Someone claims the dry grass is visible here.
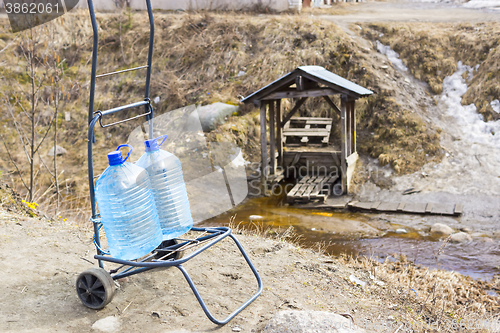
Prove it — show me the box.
[0,11,446,219]
[361,22,500,122]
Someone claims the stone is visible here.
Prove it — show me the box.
[264,310,365,333]
[460,227,472,233]
[450,232,473,243]
[47,145,67,157]
[249,215,264,222]
[92,316,120,332]
[395,228,407,234]
[188,102,239,132]
[430,223,454,237]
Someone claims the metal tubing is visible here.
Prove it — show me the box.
[87,0,98,127]
[96,65,149,78]
[113,267,155,280]
[88,114,102,266]
[94,228,231,268]
[175,234,263,325]
[145,0,155,137]
[100,100,149,116]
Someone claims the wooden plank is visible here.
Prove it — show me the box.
[351,100,356,153]
[302,185,316,197]
[287,183,302,197]
[264,88,339,100]
[260,103,268,194]
[289,152,302,167]
[403,203,427,214]
[326,175,339,184]
[309,183,322,196]
[454,204,463,215]
[269,101,276,175]
[284,128,329,132]
[425,203,433,213]
[397,202,406,211]
[290,117,333,122]
[340,96,347,194]
[299,175,311,183]
[281,98,307,127]
[371,202,381,209]
[431,204,455,215]
[346,101,351,155]
[322,125,332,144]
[351,202,373,210]
[376,202,400,212]
[283,131,330,137]
[322,95,341,115]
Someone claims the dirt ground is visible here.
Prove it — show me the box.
[1,209,498,333]
[0,209,396,333]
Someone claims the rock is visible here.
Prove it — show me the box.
[249,215,264,222]
[430,223,454,237]
[395,228,407,234]
[232,327,242,332]
[460,227,472,233]
[349,275,366,288]
[47,145,67,156]
[450,232,472,243]
[188,102,239,132]
[92,316,120,332]
[264,310,365,333]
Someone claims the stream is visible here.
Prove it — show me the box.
[201,194,500,282]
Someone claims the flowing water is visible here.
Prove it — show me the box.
[201,194,500,281]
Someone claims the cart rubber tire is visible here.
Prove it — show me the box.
[155,239,185,260]
[76,267,115,310]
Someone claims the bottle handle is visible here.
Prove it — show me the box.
[116,144,133,162]
[156,135,168,147]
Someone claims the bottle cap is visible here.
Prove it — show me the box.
[144,135,168,152]
[108,144,133,165]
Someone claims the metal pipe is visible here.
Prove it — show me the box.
[100,100,149,116]
[87,0,98,128]
[96,65,149,78]
[145,0,155,138]
[88,114,102,266]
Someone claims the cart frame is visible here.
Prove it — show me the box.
[81,0,262,324]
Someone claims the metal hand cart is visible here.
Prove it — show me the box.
[77,0,262,324]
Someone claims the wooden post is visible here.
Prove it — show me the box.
[276,99,283,169]
[346,101,351,156]
[260,102,268,195]
[340,95,347,194]
[351,100,356,153]
[269,101,276,176]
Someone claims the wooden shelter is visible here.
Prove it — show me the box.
[242,66,373,198]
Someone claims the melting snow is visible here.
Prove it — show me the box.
[491,99,500,113]
[376,41,408,72]
[440,61,500,145]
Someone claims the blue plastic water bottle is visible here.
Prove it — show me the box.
[135,135,193,240]
[95,144,162,260]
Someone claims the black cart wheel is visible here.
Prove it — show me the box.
[155,239,185,260]
[76,267,115,310]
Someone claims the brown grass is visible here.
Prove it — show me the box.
[0,11,445,219]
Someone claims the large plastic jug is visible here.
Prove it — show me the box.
[136,135,193,240]
[95,144,162,260]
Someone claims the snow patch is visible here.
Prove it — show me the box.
[376,41,408,72]
[491,99,500,113]
[463,0,500,10]
[440,61,500,145]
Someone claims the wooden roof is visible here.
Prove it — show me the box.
[241,66,373,105]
